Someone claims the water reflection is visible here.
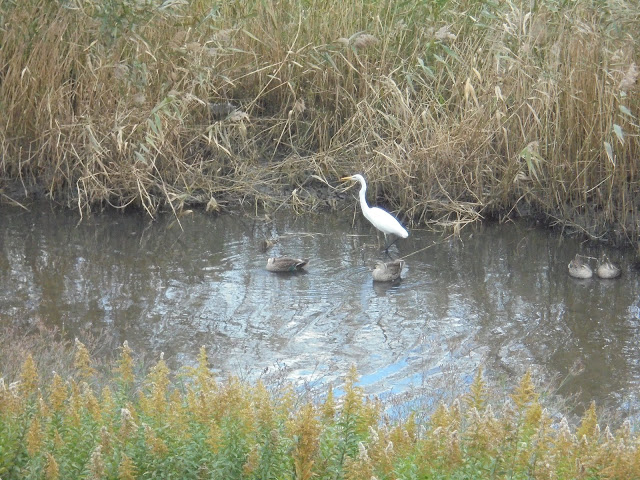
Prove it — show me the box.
[1,204,639,416]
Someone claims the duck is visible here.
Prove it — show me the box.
[259,238,278,253]
[372,259,405,282]
[266,257,309,272]
[568,255,592,279]
[596,254,621,279]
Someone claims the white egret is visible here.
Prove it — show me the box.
[266,257,309,272]
[341,174,408,250]
[372,259,405,282]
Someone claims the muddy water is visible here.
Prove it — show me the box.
[1,204,639,415]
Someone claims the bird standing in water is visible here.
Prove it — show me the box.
[341,174,409,251]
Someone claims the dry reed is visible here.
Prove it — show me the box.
[0,0,638,244]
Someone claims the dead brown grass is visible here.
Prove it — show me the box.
[0,0,638,244]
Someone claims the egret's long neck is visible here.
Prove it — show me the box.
[358,181,369,213]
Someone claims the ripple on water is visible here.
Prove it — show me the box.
[2,207,640,416]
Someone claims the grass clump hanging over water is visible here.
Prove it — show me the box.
[1,340,640,479]
[0,0,639,243]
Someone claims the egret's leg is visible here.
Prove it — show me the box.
[381,234,391,253]
[383,234,401,255]
[380,233,390,252]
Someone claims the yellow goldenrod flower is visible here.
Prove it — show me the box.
[20,354,39,397]
[26,417,42,457]
[44,453,60,480]
[49,372,67,413]
[114,341,135,387]
[118,453,137,480]
[74,338,97,380]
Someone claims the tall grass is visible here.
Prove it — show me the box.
[1,340,639,479]
[0,0,638,243]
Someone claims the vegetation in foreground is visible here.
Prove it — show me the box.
[0,338,638,479]
[0,0,638,244]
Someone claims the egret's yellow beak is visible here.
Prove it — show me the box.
[340,176,354,182]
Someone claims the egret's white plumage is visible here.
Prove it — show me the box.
[341,174,408,248]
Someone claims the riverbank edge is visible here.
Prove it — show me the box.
[1,173,637,253]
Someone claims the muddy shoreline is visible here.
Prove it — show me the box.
[2,175,638,252]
